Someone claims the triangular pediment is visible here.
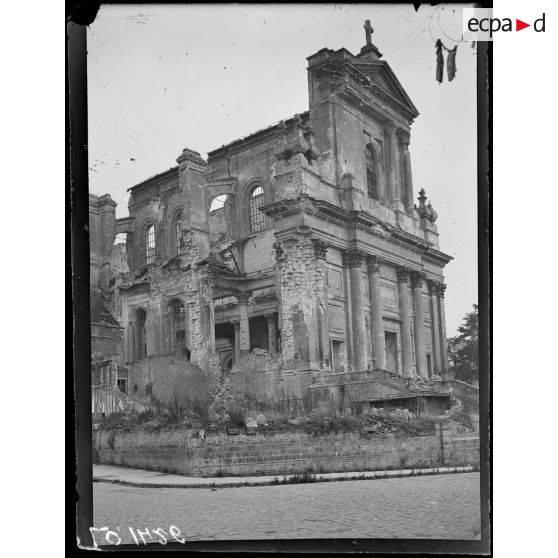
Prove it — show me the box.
[350,59,419,118]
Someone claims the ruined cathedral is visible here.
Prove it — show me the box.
[90,27,462,417]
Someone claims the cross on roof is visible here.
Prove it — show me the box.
[364,19,374,45]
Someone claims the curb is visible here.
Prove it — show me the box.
[93,465,475,489]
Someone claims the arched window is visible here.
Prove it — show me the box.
[168,299,188,358]
[136,309,147,359]
[249,186,266,232]
[173,211,183,255]
[365,144,378,200]
[144,225,155,264]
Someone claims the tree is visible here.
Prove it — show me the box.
[448,304,478,385]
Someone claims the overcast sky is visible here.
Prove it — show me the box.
[87,3,477,337]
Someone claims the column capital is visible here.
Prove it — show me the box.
[272,241,284,261]
[430,281,446,296]
[386,122,397,134]
[342,248,365,267]
[312,238,328,260]
[235,291,252,304]
[398,131,411,146]
[263,312,277,324]
[230,318,240,330]
[396,267,411,283]
[366,255,382,274]
[410,271,425,289]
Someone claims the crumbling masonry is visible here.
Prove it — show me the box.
[90,29,468,417]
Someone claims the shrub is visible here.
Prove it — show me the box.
[336,414,361,432]
[226,402,246,426]
[184,394,213,425]
[314,396,340,418]
[165,393,189,422]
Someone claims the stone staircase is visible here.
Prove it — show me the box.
[434,378,479,413]
[310,369,458,410]
[312,368,451,397]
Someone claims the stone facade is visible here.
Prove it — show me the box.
[91,30,454,407]
[89,194,125,417]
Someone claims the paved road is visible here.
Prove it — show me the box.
[92,473,480,544]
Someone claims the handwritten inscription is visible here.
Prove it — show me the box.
[89,525,185,547]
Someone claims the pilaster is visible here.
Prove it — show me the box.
[428,281,442,376]
[400,135,414,213]
[436,282,449,379]
[387,123,401,206]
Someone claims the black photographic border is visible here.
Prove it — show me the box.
[68,1,492,554]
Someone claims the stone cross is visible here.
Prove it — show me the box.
[364,19,373,45]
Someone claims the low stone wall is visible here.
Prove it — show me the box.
[94,428,479,477]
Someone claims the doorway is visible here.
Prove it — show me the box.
[332,340,343,373]
[385,332,399,374]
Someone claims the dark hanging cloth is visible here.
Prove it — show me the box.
[446,45,458,81]
[435,39,444,83]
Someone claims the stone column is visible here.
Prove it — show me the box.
[396,268,414,377]
[428,281,442,376]
[264,313,278,354]
[437,283,449,379]
[401,137,414,213]
[411,272,428,379]
[236,292,251,357]
[343,249,367,372]
[313,239,331,369]
[386,123,400,204]
[367,256,386,370]
[231,319,240,364]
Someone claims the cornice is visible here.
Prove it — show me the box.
[260,195,437,255]
[423,247,453,266]
[323,61,417,122]
[127,166,179,194]
[207,112,310,160]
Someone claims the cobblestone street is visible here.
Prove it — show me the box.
[92,472,480,543]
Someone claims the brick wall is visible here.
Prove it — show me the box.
[228,351,314,399]
[129,355,216,400]
[96,429,479,477]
